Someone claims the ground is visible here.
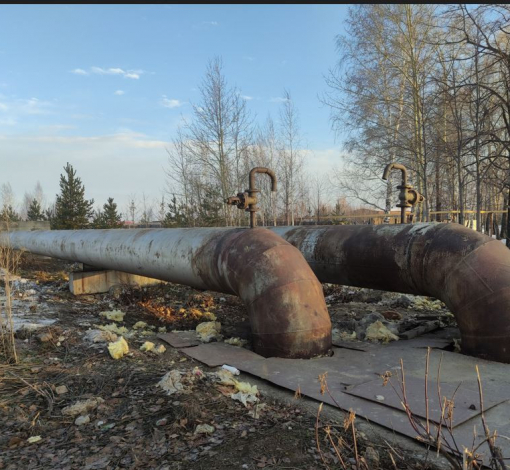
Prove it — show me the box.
[0,253,453,470]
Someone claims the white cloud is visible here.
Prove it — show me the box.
[22,98,52,115]
[241,95,253,101]
[71,67,145,79]
[161,96,183,109]
[71,68,88,75]
[114,90,125,96]
[0,132,169,212]
[270,97,290,103]
[0,96,53,122]
[202,21,218,26]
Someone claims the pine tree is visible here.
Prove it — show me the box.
[102,197,123,228]
[26,199,45,221]
[92,209,105,229]
[52,163,94,229]
[163,194,188,227]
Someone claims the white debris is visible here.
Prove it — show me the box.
[365,321,399,343]
[194,424,215,435]
[62,397,105,417]
[55,385,68,395]
[231,390,258,407]
[196,321,221,342]
[84,329,118,343]
[158,370,184,396]
[224,337,247,347]
[222,365,240,375]
[214,368,237,386]
[75,415,90,426]
[27,436,42,444]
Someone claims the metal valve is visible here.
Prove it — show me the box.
[225,167,277,228]
[382,163,424,223]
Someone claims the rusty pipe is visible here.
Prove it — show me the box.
[273,223,510,363]
[249,167,277,192]
[248,167,277,228]
[382,163,408,186]
[0,228,331,358]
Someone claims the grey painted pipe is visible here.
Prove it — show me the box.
[0,227,331,359]
[273,223,510,364]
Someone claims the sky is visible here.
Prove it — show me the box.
[0,4,349,217]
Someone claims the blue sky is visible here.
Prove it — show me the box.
[0,4,348,216]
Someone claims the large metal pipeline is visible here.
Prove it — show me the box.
[272,223,510,364]
[3,223,510,363]
[0,228,332,359]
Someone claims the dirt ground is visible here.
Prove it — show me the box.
[0,253,454,470]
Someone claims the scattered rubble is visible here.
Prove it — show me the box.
[75,415,90,426]
[365,321,399,343]
[194,424,215,435]
[224,337,247,347]
[84,329,118,343]
[55,385,68,395]
[62,397,105,417]
[99,309,125,322]
[154,344,166,354]
[196,321,222,342]
[108,336,129,359]
[98,323,130,337]
[1,253,460,470]
[157,370,184,395]
[132,321,149,330]
[140,341,155,352]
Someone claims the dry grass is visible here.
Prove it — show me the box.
[382,348,506,470]
[0,224,23,364]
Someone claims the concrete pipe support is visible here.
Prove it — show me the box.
[0,227,331,359]
[273,223,510,363]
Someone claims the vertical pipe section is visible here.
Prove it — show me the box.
[273,223,510,364]
[0,228,331,358]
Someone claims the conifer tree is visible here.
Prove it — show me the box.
[52,163,94,229]
[26,199,45,221]
[102,197,123,228]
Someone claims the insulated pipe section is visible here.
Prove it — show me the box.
[273,223,510,364]
[0,228,331,359]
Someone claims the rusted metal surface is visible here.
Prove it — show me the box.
[226,166,277,228]
[273,223,510,364]
[157,331,200,349]
[345,376,505,427]
[0,227,331,359]
[179,340,510,461]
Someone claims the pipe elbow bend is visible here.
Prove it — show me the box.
[217,228,331,358]
[433,227,510,363]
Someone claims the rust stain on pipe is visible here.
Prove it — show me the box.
[273,223,510,363]
[193,228,331,358]
[0,227,331,359]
